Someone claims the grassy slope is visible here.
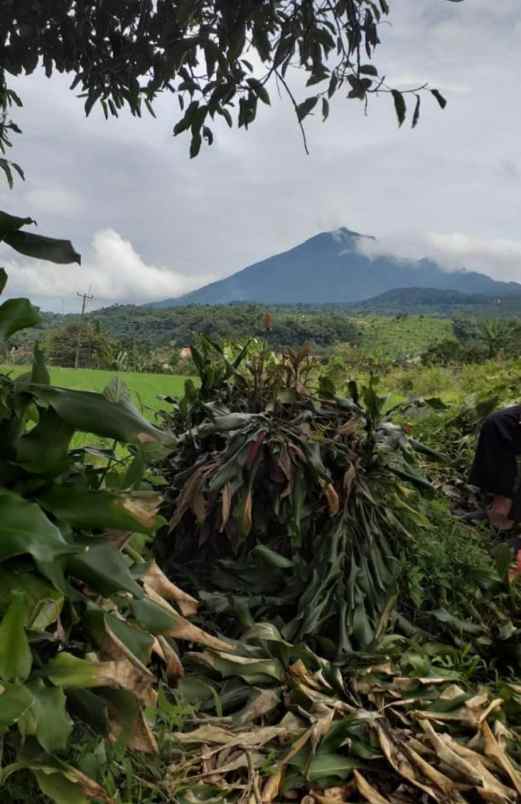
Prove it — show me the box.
[2,366,186,416]
[356,315,452,359]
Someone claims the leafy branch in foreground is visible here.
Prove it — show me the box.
[0,210,80,266]
[0,218,198,803]
[0,0,460,168]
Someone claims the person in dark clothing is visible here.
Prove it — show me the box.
[470,404,521,529]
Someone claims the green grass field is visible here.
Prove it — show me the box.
[2,365,187,418]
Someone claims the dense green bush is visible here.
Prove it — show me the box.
[421,337,485,366]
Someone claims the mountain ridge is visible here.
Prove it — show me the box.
[149,228,521,307]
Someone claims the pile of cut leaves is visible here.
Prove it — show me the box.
[166,624,521,803]
[151,338,521,802]
[157,338,520,659]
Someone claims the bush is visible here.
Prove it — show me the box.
[402,499,496,614]
[421,338,485,366]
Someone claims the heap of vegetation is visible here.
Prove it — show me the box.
[144,337,521,801]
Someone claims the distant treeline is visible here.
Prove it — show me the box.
[47,304,360,350]
[5,304,360,369]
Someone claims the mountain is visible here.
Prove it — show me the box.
[150,228,521,307]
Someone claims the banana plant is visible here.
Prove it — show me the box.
[0,218,225,803]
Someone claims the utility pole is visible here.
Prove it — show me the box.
[74,289,95,369]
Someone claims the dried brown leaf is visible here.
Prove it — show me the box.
[221,482,232,530]
[243,491,253,534]
[145,587,233,652]
[121,494,160,529]
[354,770,393,804]
[403,743,467,801]
[324,482,340,514]
[169,466,206,530]
[261,768,283,802]
[61,768,115,802]
[152,636,184,680]
[420,721,515,802]
[144,560,199,617]
[376,723,441,801]
[174,724,287,749]
[482,720,521,796]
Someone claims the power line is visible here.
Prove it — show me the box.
[74,290,95,369]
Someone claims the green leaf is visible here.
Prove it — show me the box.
[2,231,81,265]
[322,97,329,121]
[0,592,32,682]
[39,486,158,534]
[247,78,270,105]
[289,749,363,781]
[251,544,293,569]
[22,681,73,753]
[0,491,76,588]
[132,597,180,635]
[66,689,109,736]
[297,96,318,122]
[359,65,378,76]
[431,608,484,635]
[44,653,110,689]
[189,650,284,685]
[391,89,406,126]
[0,211,35,240]
[34,772,89,804]
[16,408,74,476]
[123,448,145,489]
[67,544,143,598]
[412,93,421,128]
[29,385,172,446]
[174,101,200,136]
[190,133,202,159]
[0,683,34,732]
[0,298,40,340]
[0,568,63,631]
[431,88,447,109]
[7,756,109,804]
[86,608,154,667]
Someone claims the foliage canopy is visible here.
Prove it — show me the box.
[1,0,459,174]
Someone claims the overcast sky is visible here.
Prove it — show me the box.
[1,0,520,312]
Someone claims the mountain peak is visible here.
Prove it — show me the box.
[329,226,375,242]
[148,229,521,308]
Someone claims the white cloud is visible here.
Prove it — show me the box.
[426,233,521,282]
[357,230,521,284]
[2,229,216,310]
